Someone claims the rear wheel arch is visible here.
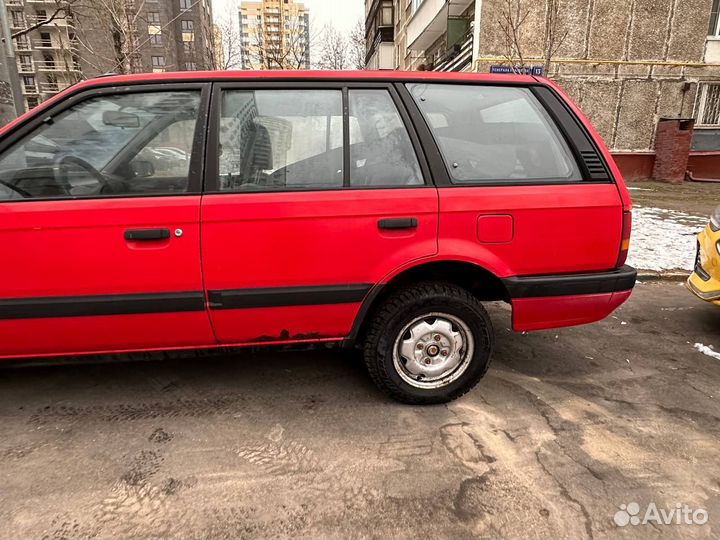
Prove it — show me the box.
[347,260,510,347]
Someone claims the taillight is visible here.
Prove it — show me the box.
[617,210,632,267]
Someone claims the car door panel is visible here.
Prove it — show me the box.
[201,189,438,343]
[200,84,436,345]
[0,196,214,357]
[0,85,215,358]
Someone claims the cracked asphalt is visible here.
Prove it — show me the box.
[1,280,719,539]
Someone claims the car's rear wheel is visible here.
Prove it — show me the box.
[363,281,494,404]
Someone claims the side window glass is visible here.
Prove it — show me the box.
[0,91,201,201]
[218,90,343,191]
[407,84,582,183]
[130,118,194,182]
[349,89,423,187]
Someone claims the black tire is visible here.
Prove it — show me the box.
[362,281,494,404]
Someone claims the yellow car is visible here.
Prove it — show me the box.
[687,209,720,305]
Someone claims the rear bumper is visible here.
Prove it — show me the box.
[504,265,637,331]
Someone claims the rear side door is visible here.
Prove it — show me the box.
[400,82,623,277]
[201,82,438,344]
[0,84,215,358]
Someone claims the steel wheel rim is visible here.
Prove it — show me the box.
[392,312,475,389]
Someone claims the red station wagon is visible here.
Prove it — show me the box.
[0,71,635,403]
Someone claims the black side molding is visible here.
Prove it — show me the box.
[208,284,372,310]
[503,265,637,299]
[0,292,205,320]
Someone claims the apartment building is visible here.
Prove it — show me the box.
[239,0,310,70]
[4,0,82,112]
[2,0,214,115]
[366,0,720,179]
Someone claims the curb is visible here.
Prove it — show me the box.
[637,271,689,282]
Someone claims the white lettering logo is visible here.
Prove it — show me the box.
[614,502,709,527]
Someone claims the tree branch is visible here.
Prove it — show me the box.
[11,5,67,39]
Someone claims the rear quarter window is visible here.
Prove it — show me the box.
[406,84,582,183]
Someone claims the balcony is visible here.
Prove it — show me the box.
[35,60,81,71]
[26,14,75,27]
[22,84,39,94]
[365,26,394,68]
[40,81,69,93]
[14,38,31,51]
[431,28,473,71]
[32,39,76,50]
[17,61,34,73]
[406,0,473,51]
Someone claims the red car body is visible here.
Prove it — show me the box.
[0,70,634,363]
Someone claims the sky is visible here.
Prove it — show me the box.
[211,0,364,36]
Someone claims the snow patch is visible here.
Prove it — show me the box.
[627,206,706,272]
[694,342,720,360]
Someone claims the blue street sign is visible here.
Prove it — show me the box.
[490,65,544,76]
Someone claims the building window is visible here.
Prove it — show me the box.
[184,61,196,70]
[180,0,192,10]
[10,11,24,28]
[17,54,32,72]
[381,0,393,25]
[183,41,195,54]
[151,55,166,72]
[14,35,30,50]
[147,11,160,23]
[26,96,39,109]
[39,32,51,47]
[711,0,720,36]
[149,33,163,46]
[696,83,720,126]
[181,19,194,41]
[22,75,36,92]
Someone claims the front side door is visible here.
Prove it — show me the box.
[201,83,438,344]
[0,84,215,357]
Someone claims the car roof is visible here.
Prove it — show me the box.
[0,70,542,139]
[75,69,540,89]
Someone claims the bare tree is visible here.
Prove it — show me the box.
[542,0,567,73]
[498,0,529,71]
[70,0,213,75]
[68,0,150,74]
[348,18,365,70]
[214,16,242,70]
[316,24,348,70]
[499,0,567,74]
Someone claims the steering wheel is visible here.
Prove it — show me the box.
[53,155,109,194]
